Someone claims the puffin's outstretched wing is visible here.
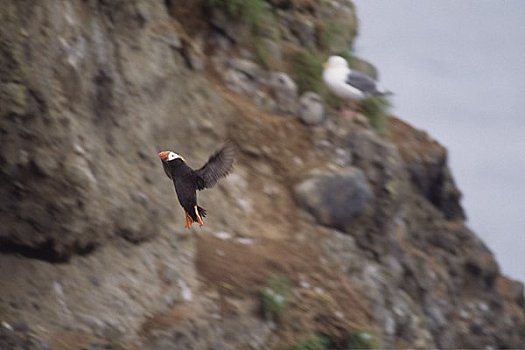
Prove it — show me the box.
[195,141,236,190]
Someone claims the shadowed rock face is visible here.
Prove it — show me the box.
[0,1,188,258]
[388,117,465,220]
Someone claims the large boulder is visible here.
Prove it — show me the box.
[294,168,373,230]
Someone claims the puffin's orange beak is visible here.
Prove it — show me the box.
[158,151,169,162]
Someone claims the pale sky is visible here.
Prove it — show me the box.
[353,0,525,283]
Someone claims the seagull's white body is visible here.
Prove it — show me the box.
[323,55,388,100]
[323,65,366,100]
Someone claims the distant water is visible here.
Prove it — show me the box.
[353,0,525,283]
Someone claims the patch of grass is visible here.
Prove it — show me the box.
[207,0,279,69]
[292,50,324,94]
[259,275,292,321]
[319,21,350,54]
[287,335,330,350]
[252,36,280,69]
[345,331,379,350]
[291,50,343,109]
[206,0,277,39]
[253,37,272,68]
[207,0,270,28]
[357,96,391,134]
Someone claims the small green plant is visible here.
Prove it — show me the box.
[252,36,280,69]
[292,50,324,94]
[357,96,391,134]
[207,0,274,34]
[346,331,379,350]
[291,50,343,109]
[319,21,350,53]
[287,335,330,350]
[207,0,279,68]
[259,275,292,321]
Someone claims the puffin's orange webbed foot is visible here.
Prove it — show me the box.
[184,211,193,229]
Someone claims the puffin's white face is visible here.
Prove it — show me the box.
[326,55,348,69]
[167,151,182,161]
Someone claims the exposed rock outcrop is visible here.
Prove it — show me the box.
[389,117,465,220]
[294,168,372,230]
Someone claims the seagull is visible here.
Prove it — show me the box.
[323,55,391,100]
[158,141,236,229]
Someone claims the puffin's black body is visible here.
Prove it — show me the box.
[163,158,208,223]
[159,142,235,228]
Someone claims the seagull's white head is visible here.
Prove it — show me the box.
[325,55,349,69]
[158,151,184,162]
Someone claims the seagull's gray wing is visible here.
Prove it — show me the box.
[345,70,380,94]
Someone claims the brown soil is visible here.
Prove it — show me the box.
[140,304,195,336]
[195,234,373,343]
[388,116,445,162]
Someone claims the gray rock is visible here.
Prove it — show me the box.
[294,168,373,230]
[292,15,316,49]
[224,59,263,95]
[298,92,324,125]
[268,72,298,115]
[504,279,524,306]
[465,250,499,289]
[227,58,264,80]
[333,147,352,166]
[210,9,250,43]
[184,47,204,71]
[0,326,49,350]
[253,90,277,111]
[224,69,256,94]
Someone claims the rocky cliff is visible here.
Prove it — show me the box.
[1,0,524,349]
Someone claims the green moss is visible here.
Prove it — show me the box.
[345,331,379,350]
[207,0,273,33]
[252,37,280,69]
[292,50,324,94]
[319,21,352,54]
[357,96,391,134]
[259,275,292,321]
[207,0,279,68]
[287,335,330,350]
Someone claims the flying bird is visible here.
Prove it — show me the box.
[323,55,391,100]
[158,141,236,229]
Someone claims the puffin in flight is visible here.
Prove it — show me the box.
[158,141,236,229]
[323,55,391,100]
